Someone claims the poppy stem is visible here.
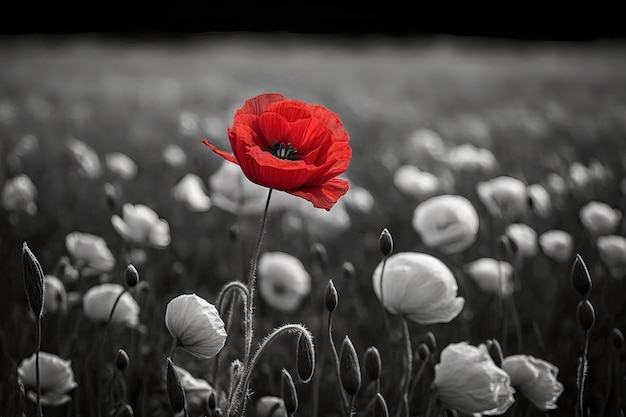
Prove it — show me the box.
[576,329,590,417]
[328,310,350,417]
[396,317,412,417]
[378,256,393,345]
[244,188,273,363]
[35,318,42,417]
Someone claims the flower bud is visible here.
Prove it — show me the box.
[310,242,328,270]
[281,369,298,415]
[104,182,117,211]
[166,357,186,413]
[486,339,504,368]
[296,332,315,383]
[228,224,239,243]
[571,254,592,296]
[374,393,390,417]
[207,390,217,411]
[22,242,45,319]
[339,336,361,396]
[417,343,430,361]
[577,299,595,331]
[611,328,624,350]
[379,228,393,257]
[424,331,437,354]
[341,261,356,281]
[125,264,139,287]
[325,279,338,312]
[115,403,134,417]
[363,346,382,380]
[115,348,129,371]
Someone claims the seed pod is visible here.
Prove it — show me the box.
[325,279,338,312]
[363,346,381,380]
[417,343,430,361]
[424,331,437,354]
[611,328,624,350]
[571,254,592,296]
[486,339,503,367]
[577,299,595,331]
[115,403,134,417]
[379,228,393,257]
[115,348,129,371]
[341,261,356,281]
[125,264,139,287]
[166,357,186,413]
[374,393,390,417]
[22,242,45,319]
[339,336,361,396]
[296,331,315,383]
[281,369,298,415]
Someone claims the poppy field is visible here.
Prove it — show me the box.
[1,34,626,417]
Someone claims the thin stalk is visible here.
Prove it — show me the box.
[407,357,428,405]
[576,329,590,417]
[396,317,412,417]
[348,395,356,417]
[378,257,393,339]
[35,319,42,417]
[328,310,350,417]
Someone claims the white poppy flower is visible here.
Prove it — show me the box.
[82,283,140,326]
[465,258,515,297]
[258,251,312,312]
[171,173,212,212]
[111,203,171,248]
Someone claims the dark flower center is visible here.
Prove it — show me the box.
[268,141,298,160]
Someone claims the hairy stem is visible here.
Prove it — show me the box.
[577,329,590,417]
[35,319,42,417]
[328,310,349,417]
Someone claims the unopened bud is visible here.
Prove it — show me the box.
[207,390,217,411]
[424,331,437,354]
[577,299,595,331]
[281,369,298,415]
[22,242,45,319]
[166,357,186,413]
[115,348,129,371]
[296,331,315,383]
[486,339,503,367]
[611,328,624,350]
[325,279,338,312]
[374,393,390,417]
[341,261,356,281]
[228,224,239,243]
[311,242,328,270]
[571,254,592,296]
[339,336,361,396]
[125,264,139,287]
[417,343,430,361]
[115,403,134,417]
[104,182,117,210]
[363,346,381,380]
[379,228,393,257]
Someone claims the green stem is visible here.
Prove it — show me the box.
[35,319,42,417]
[328,310,349,417]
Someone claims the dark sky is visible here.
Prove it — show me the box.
[3,3,626,41]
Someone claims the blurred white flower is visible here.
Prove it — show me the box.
[568,162,591,191]
[596,235,626,278]
[502,355,563,411]
[477,176,528,220]
[1,174,37,215]
[163,144,188,168]
[465,258,515,297]
[256,396,287,417]
[178,110,200,136]
[342,183,375,214]
[393,165,441,200]
[579,201,622,236]
[372,252,464,324]
[65,232,115,276]
[406,128,447,162]
[165,293,227,359]
[411,194,479,254]
[18,352,78,406]
[82,283,140,326]
[66,137,102,179]
[258,251,312,312]
[174,365,214,417]
[44,275,67,314]
[296,198,351,241]
[538,230,574,263]
[105,152,138,180]
[444,143,498,173]
[527,184,552,218]
[546,173,568,197]
[7,134,40,172]
[171,173,212,212]
[434,342,515,416]
[112,203,171,248]
[505,223,538,257]
[588,159,612,183]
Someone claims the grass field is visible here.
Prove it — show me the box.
[1,33,626,417]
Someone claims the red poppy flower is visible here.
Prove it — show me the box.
[203,93,352,210]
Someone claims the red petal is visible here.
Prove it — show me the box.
[202,140,239,165]
[237,93,285,117]
[243,147,315,190]
[258,112,291,145]
[287,178,350,210]
[265,100,310,122]
[288,117,333,161]
[307,104,350,143]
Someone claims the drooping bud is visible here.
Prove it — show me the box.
[379,228,393,258]
[115,348,129,371]
[22,242,45,319]
[485,339,503,367]
[571,254,592,296]
[577,299,595,331]
[125,264,139,287]
[339,336,361,396]
[363,346,381,380]
[611,328,624,350]
[341,261,356,281]
[114,403,134,417]
[325,279,338,312]
[417,343,430,361]
[166,357,186,413]
[424,331,437,354]
[310,242,328,270]
[281,368,298,415]
[296,331,315,383]
[374,393,390,417]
